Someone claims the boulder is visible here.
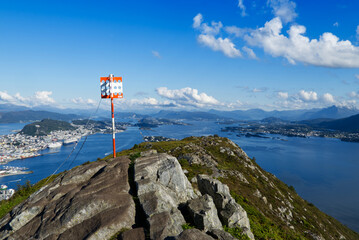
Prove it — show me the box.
[196,175,254,240]
[187,194,222,232]
[176,229,215,240]
[0,157,136,240]
[207,229,236,240]
[121,228,145,240]
[135,153,197,239]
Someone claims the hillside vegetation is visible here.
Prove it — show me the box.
[20,119,75,136]
[109,136,358,240]
[0,136,357,239]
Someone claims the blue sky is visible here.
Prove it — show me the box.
[0,0,359,111]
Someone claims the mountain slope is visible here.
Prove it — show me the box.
[314,113,359,132]
[0,136,357,240]
[0,110,79,123]
[209,106,359,121]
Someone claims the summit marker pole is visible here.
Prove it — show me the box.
[110,74,116,157]
[100,74,123,158]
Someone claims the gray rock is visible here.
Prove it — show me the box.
[121,228,145,240]
[0,157,136,240]
[196,175,254,240]
[175,229,215,240]
[149,210,185,240]
[208,229,236,240]
[187,194,222,232]
[135,153,197,239]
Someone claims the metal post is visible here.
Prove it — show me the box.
[109,74,116,158]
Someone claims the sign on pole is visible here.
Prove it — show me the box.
[100,74,123,157]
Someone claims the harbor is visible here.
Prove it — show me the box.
[0,126,90,164]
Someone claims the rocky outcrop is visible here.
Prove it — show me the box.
[186,194,222,232]
[208,229,236,240]
[0,156,135,240]
[197,175,254,240]
[175,229,215,240]
[134,152,197,239]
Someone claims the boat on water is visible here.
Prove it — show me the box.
[48,142,63,148]
[63,137,80,145]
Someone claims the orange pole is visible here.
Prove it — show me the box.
[110,74,116,158]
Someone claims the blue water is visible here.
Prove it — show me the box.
[0,121,358,232]
[0,122,28,135]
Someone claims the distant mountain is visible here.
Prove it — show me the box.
[0,110,80,123]
[153,110,224,120]
[308,114,359,132]
[209,105,359,121]
[0,104,29,112]
[300,105,359,120]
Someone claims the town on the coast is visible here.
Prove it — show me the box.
[0,119,127,165]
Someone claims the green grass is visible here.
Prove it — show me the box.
[0,173,61,219]
[224,226,251,240]
[182,223,195,230]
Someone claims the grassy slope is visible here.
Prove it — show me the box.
[104,136,359,240]
[1,136,358,240]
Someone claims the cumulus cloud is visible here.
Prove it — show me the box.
[0,91,15,102]
[299,90,318,101]
[277,91,289,99]
[322,93,335,103]
[156,87,220,107]
[357,25,359,40]
[274,90,343,109]
[238,0,247,17]
[267,0,297,23]
[152,50,161,59]
[193,13,242,58]
[244,17,359,68]
[333,22,339,27]
[0,90,56,107]
[34,91,55,105]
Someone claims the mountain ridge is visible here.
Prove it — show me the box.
[0,136,357,240]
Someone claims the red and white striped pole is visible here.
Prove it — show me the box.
[109,74,116,158]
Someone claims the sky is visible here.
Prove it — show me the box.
[1,0,359,111]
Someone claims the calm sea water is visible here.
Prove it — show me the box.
[0,121,358,232]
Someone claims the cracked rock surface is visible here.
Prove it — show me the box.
[0,156,135,240]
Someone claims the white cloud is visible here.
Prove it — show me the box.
[152,50,161,59]
[193,13,203,28]
[238,0,247,17]
[299,90,318,101]
[267,0,297,23]
[193,13,242,58]
[356,25,359,40]
[0,91,15,102]
[156,87,220,107]
[322,93,335,103]
[244,17,359,68]
[333,22,339,27]
[34,91,55,105]
[0,91,56,107]
[71,97,96,107]
[197,34,242,58]
[242,46,257,59]
[355,74,359,80]
[277,91,288,99]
